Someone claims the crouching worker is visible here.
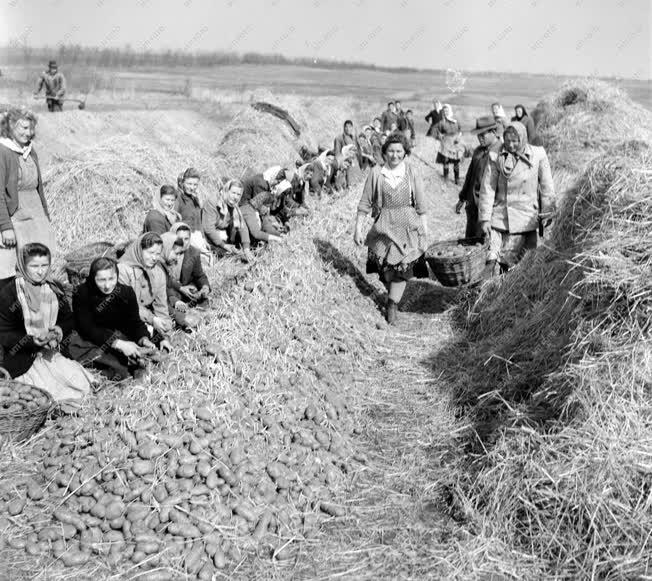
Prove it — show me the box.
[118,233,173,350]
[160,224,210,331]
[202,179,253,263]
[72,257,160,381]
[478,121,555,277]
[240,190,285,247]
[0,243,93,408]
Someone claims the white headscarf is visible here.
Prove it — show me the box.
[442,104,456,123]
[263,165,283,184]
[0,137,33,160]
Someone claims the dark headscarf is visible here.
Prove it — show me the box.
[513,104,528,121]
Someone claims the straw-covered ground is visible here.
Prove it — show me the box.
[0,79,649,580]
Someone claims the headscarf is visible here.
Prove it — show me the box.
[263,165,284,184]
[160,232,184,282]
[493,105,507,119]
[513,104,528,120]
[499,121,532,178]
[442,104,456,123]
[341,144,357,161]
[170,222,191,250]
[14,246,59,336]
[213,184,243,230]
[0,136,33,161]
[151,189,182,226]
[119,234,158,293]
[317,150,333,171]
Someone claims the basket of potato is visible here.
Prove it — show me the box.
[425,237,487,287]
[0,367,53,445]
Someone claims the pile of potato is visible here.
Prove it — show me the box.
[2,383,355,577]
[429,241,483,259]
[0,383,51,414]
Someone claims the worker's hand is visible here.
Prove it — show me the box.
[455,200,465,214]
[175,300,188,313]
[139,337,156,350]
[114,339,141,359]
[1,229,16,248]
[32,331,50,347]
[480,221,492,239]
[198,286,210,300]
[159,339,172,353]
[179,285,198,299]
[267,235,282,242]
[354,225,365,246]
[242,249,254,263]
[152,316,173,334]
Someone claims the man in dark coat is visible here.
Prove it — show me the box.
[34,60,66,112]
[455,116,502,238]
[380,102,398,133]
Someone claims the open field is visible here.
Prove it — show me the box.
[0,65,650,579]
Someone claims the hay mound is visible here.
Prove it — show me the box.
[45,136,227,254]
[447,135,652,576]
[531,78,652,172]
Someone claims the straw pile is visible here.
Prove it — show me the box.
[442,81,652,578]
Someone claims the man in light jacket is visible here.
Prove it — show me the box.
[34,60,66,112]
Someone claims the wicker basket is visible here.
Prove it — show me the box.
[0,367,53,445]
[426,237,487,287]
[64,241,116,287]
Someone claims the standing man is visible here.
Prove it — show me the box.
[380,101,398,133]
[334,120,357,189]
[34,60,66,112]
[404,109,416,147]
[455,116,502,239]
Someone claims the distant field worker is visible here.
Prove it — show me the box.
[334,120,357,188]
[456,116,502,238]
[425,99,443,136]
[479,121,555,276]
[309,150,335,198]
[203,179,252,261]
[354,132,429,325]
[491,102,509,138]
[433,104,463,184]
[33,60,66,112]
[143,185,182,235]
[0,107,54,291]
[380,102,398,133]
[511,104,536,144]
[404,109,416,147]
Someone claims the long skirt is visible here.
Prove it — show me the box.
[16,350,94,411]
[0,189,55,279]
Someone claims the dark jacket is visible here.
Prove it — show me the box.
[142,209,173,236]
[425,109,442,136]
[174,192,202,232]
[0,145,49,232]
[511,106,536,143]
[73,281,148,348]
[333,133,355,156]
[459,140,503,206]
[308,162,328,197]
[165,246,210,307]
[0,281,73,377]
[240,174,269,207]
[380,110,398,133]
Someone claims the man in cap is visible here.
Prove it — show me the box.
[34,60,66,112]
[455,115,502,238]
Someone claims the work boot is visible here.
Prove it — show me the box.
[386,299,398,325]
[443,167,449,180]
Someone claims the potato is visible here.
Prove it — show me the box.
[26,481,45,501]
[131,460,154,476]
[319,501,345,517]
[60,549,91,567]
[104,501,125,520]
[7,497,26,516]
[167,522,200,538]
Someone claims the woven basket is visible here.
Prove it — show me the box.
[426,237,487,287]
[0,367,53,445]
[64,241,116,287]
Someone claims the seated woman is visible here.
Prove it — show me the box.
[72,256,160,381]
[202,179,253,262]
[142,185,181,235]
[117,233,173,350]
[240,190,285,247]
[0,243,93,407]
[308,149,335,198]
[160,224,210,330]
[240,166,286,207]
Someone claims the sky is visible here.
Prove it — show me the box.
[1,0,650,79]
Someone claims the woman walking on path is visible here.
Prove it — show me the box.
[433,104,463,184]
[354,133,429,325]
[479,121,555,276]
[425,99,442,137]
[0,107,54,291]
[511,104,536,144]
